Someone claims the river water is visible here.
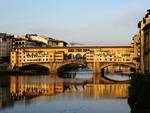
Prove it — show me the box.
[0,69,130,113]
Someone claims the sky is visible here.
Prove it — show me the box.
[0,0,150,45]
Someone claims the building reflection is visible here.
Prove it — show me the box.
[10,75,64,99]
[0,73,129,110]
[0,76,12,109]
[82,84,129,98]
[0,75,65,109]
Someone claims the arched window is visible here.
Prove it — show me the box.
[83,54,86,60]
[75,54,82,60]
[67,54,73,60]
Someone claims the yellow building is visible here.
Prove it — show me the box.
[85,46,134,63]
[138,9,150,73]
[11,46,135,68]
[0,33,14,59]
[11,47,66,67]
[131,33,141,72]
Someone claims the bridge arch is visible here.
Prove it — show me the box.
[66,53,86,60]
[15,64,50,74]
[100,62,136,70]
[97,62,136,82]
[67,54,74,60]
[83,54,86,60]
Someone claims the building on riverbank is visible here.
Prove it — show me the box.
[131,33,141,72]
[25,34,68,47]
[0,33,67,62]
[0,33,15,60]
[138,9,150,74]
[14,34,68,49]
[10,46,135,72]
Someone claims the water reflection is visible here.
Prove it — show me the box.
[59,68,93,79]
[82,84,129,98]
[105,74,130,81]
[0,72,130,112]
[0,76,12,109]
[66,68,93,79]
[10,76,64,101]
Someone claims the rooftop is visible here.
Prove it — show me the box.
[18,46,132,49]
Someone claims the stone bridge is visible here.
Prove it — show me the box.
[10,46,136,83]
[18,60,136,74]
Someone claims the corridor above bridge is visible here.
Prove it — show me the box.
[10,46,137,74]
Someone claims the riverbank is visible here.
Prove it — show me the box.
[0,62,13,75]
[128,73,150,113]
[0,62,9,71]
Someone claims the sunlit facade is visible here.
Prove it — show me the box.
[138,10,150,73]
[10,46,135,68]
[0,33,14,58]
[131,33,141,72]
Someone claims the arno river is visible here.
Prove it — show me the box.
[0,69,130,113]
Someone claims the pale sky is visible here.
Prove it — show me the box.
[0,0,150,45]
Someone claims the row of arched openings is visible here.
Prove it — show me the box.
[64,54,86,60]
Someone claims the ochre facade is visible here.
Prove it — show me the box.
[10,46,136,74]
[138,10,150,73]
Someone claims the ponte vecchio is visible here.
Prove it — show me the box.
[10,46,136,77]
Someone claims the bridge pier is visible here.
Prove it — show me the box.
[92,63,105,77]
[48,68,57,73]
[92,62,101,74]
[92,72,102,84]
[45,63,58,74]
